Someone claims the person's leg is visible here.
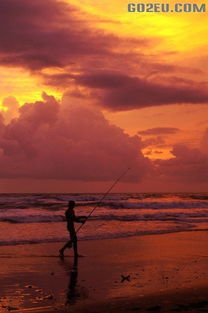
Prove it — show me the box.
[73,240,78,257]
[59,237,72,257]
[71,232,78,257]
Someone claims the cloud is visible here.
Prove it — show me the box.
[0,0,151,75]
[138,127,181,136]
[141,136,165,148]
[201,128,208,154]
[2,1,208,114]
[1,97,20,124]
[0,93,150,181]
[155,143,208,183]
[0,0,119,70]
[0,92,208,187]
[71,71,208,111]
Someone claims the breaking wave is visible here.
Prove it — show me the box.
[0,192,208,246]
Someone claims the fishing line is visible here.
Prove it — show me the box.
[76,167,131,234]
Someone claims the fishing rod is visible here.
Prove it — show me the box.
[76,167,130,234]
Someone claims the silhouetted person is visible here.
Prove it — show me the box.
[59,200,86,258]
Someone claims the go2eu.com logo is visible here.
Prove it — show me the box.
[127,2,206,13]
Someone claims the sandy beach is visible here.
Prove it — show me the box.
[0,231,208,313]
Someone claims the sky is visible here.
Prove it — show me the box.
[0,0,208,192]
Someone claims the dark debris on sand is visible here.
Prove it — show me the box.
[173,300,208,312]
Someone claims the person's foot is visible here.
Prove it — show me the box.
[74,254,84,258]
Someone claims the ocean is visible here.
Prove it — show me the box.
[0,193,208,246]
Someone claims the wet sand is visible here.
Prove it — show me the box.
[0,231,208,313]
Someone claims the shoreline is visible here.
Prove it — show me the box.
[0,227,207,248]
[0,231,208,312]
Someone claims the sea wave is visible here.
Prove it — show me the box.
[1,200,208,211]
[0,192,208,246]
[1,211,208,224]
[0,224,198,246]
[104,201,208,210]
[1,192,208,211]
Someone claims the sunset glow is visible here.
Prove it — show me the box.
[0,0,208,192]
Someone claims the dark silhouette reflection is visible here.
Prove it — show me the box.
[66,257,78,305]
[59,256,88,306]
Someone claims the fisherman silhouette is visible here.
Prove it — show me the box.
[59,200,87,258]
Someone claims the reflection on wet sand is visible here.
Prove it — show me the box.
[0,233,208,313]
[59,256,89,306]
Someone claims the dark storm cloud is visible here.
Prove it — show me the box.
[69,71,208,111]
[0,0,118,70]
[1,0,208,112]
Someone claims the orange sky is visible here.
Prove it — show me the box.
[0,0,208,192]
